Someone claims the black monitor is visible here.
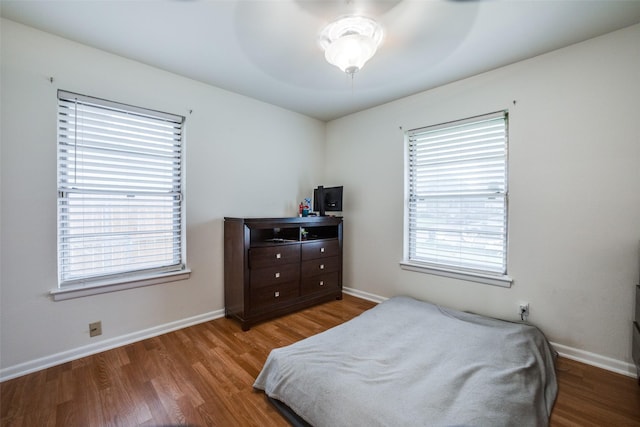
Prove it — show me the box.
[313,185,343,216]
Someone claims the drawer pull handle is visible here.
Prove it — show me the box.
[275,272,280,278]
[276,253,281,259]
[320,280,324,286]
[320,264,325,270]
[275,291,280,298]
[320,247,325,253]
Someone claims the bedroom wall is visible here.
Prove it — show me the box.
[327,24,640,374]
[0,19,326,378]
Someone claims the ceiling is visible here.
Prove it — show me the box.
[2,0,640,122]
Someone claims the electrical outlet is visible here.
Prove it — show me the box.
[519,303,530,319]
[89,321,102,337]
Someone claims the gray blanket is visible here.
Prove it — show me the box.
[254,296,557,427]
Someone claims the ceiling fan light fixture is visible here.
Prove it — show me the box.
[319,16,383,75]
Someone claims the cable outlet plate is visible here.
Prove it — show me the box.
[519,303,530,318]
[89,321,102,337]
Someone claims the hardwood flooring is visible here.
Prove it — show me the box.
[1,294,639,426]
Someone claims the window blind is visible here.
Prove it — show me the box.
[407,111,508,275]
[57,90,185,286]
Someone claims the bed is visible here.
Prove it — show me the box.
[254,296,557,427]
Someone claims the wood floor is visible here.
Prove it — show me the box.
[1,294,639,426]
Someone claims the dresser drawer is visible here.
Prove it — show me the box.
[250,281,299,311]
[301,239,340,260]
[250,263,300,288]
[301,272,340,296]
[250,244,300,269]
[301,256,340,278]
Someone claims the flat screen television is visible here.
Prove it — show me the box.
[313,185,343,216]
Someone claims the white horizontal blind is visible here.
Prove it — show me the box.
[407,111,508,275]
[57,90,185,286]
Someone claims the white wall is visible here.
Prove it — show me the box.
[0,19,325,376]
[2,17,639,380]
[327,24,640,373]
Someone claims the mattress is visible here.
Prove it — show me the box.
[254,295,557,427]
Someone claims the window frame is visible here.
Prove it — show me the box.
[401,111,512,287]
[52,90,190,300]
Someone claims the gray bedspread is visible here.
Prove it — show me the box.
[254,296,557,427]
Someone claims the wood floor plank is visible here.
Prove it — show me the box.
[1,294,638,426]
[550,357,640,426]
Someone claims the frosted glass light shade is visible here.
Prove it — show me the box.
[324,33,377,74]
[319,16,383,75]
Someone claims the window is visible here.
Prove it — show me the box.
[402,111,511,287]
[55,90,188,298]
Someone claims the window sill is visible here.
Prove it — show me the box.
[399,262,512,288]
[50,269,191,301]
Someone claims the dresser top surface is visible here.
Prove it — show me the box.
[224,216,342,226]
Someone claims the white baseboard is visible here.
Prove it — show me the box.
[343,286,388,303]
[551,341,637,378]
[3,290,638,382]
[0,309,225,382]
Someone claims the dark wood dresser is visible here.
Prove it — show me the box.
[224,216,343,330]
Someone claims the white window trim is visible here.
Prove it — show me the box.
[402,110,511,287]
[399,261,512,287]
[50,269,191,301]
[54,90,189,299]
